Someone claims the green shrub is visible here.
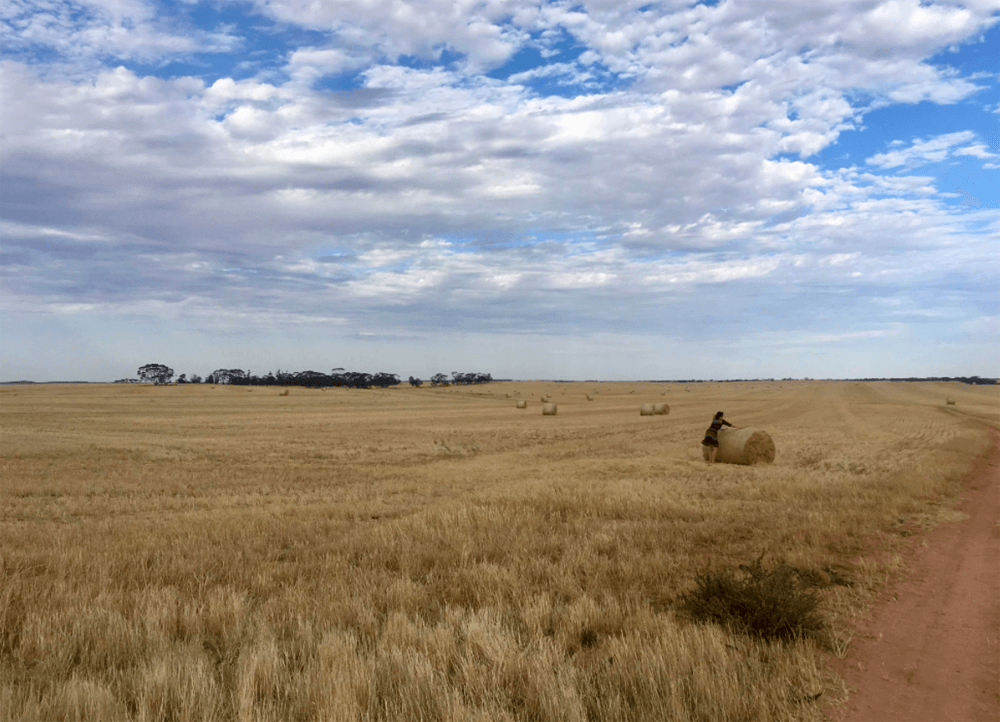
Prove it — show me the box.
[678,556,825,641]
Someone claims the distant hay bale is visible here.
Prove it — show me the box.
[586,394,593,401]
[661,392,666,396]
[703,427,775,465]
[654,403,669,415]
[505,393,511,398]
[542,403,558,416]
[946,398,956,405]
[516,400,527,409]
[280,390,289,396]
[640,404,655,416]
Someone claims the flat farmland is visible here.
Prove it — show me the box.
[2,380,997,721]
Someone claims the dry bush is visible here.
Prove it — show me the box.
[678,556,824,642]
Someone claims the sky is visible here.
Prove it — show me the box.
[1,0,998,382]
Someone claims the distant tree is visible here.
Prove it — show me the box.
[292,371,329,388]
[430,373,449,387]
[190,374,202,384]
[371,372,400,388]
[408,376,423,387]
[137,363,174,385]
[210,369,248,385]
[343,371,372,388]
[176,374,188,384]
[448,371,492,385]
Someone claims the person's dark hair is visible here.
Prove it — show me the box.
[714,411,724,419]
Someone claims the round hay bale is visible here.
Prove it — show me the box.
[505,393,511,398]
[702,427,775,465]
[946,398,956,405]
[585,394,593,401]
[654,403,669,415]
[279,389,289,396]
[640,404,655,416]
[516,400,528,409]
[542,403,558,416]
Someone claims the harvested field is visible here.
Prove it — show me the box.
[1,380,997,721]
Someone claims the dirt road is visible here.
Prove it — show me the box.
[829,427,1000,721]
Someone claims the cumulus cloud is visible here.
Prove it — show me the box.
[1,0,240,67]
[866,131,980,168]
[2,0,999,379]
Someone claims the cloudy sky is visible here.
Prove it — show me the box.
[2,0,998,382]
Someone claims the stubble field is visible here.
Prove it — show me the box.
[1,380,997,721]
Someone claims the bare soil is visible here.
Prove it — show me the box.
[828,427,1000,722]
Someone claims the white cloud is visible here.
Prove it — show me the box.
[1,0,240,65]
[953,143,997,159]
[866,131,978,168]
[2,1,999,379]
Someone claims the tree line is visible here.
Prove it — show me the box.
[122,364,492,389]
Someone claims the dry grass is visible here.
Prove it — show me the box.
[1,380,997,721]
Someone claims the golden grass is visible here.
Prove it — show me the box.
[1,380,997,721]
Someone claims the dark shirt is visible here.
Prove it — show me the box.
[704,418,732,439]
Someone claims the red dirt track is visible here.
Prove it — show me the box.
[828,428,1000,722]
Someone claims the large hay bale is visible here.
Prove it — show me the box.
[585,394,593,401]
[946,398,956,405]
[640,404,655,416]
[516,400,527,409]
[703,428,775,465]
[542,403,558,416]
[654,403,669,415]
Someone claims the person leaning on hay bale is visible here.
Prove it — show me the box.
[701,411,741,464]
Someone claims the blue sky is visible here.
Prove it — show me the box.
[2,0,998,381]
